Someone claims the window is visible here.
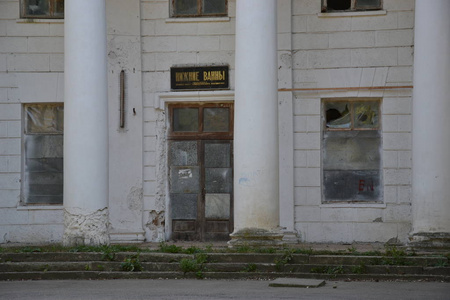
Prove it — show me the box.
[171,0,227,18]
[22,104,63,204]
[322,99,382,202]
[321,0,382,12]
[21,0,64,19]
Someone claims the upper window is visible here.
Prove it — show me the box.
[171,0,227,18]
[322,100,382,203]
[21,0,64,19]
[321,0,382,12]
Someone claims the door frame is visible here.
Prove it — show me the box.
[167,103,234,241]
[159,93,234,241]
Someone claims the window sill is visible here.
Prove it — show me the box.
[318,10,387,18]
[17,205,63,211]
[166,17,230,23]
[320,202,386,208]
[16,18,64,24]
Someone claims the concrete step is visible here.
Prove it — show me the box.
[0,252,448,281]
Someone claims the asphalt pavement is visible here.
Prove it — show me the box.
[1,279,449,300]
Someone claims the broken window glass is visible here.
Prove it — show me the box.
[354,102,379,129]
[325,102,351,129]
[173,108,198,132]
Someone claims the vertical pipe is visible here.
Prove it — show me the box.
[120,70,125,128]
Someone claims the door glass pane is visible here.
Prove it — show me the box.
[204,108,229,132]
[354,102,379,129]
[173,108,198,132]
[169,141,198,166]
[174,0,198,15]
[325,102,351,129]
[205,143,230,167]
[205,194,230,219]
[169,166,200,193]
[205,168,232,193]
[203,0,226,14]
[171,193,198,219]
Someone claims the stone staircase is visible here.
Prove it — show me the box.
[1,251,449,281]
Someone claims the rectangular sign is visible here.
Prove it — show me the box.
[171,66,229,90]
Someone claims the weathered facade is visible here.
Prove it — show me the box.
[0,0,449,248]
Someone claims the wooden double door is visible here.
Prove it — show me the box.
[168,103,233,241]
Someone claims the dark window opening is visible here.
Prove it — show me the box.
[322,0,382,12]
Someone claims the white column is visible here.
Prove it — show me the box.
[410,0,450,248]
[63,0,109,246]
[230,0,282,246]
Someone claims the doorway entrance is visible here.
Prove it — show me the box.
[168,103,233,241]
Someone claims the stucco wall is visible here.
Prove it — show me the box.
[291,0,414,243]
[0,0,416,245]
[0,0,64,244]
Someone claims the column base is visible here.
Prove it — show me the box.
[407,232,450,253]
[63,207,110,246]
[228,228,284,247]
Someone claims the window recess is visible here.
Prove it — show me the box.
[21,0,64,19]
[321,0,382,12]
[171,0,227,18]
[322,100,382,203]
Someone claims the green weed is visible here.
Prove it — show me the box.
[243,263,257,272]
[121,254,143,272]
[158,241,183,253]
[274,248,295,271]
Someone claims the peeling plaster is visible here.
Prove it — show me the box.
[145,210,165,241]
[63,208,109,246]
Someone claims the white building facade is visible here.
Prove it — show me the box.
[0,0,448,249]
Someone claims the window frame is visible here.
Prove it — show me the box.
[20,0,64,19]
[22,103,64,205]
[322,98,383,203]
[168,102,234,140]
[171,0,228,18]
[321,0,383,13]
